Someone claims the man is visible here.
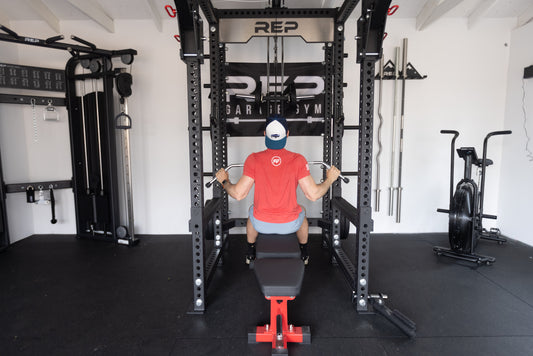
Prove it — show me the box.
[216,116,340,265]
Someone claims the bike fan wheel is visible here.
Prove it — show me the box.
[448,185,474,252]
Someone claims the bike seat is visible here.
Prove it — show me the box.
[457,147,479,161]
[457,147,493,167]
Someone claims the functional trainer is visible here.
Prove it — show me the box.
[174,0,416,339]
[0,26,138,247]
[434,130,511,265]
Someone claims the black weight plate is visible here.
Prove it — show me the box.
[340,215,350,240]
[205,199,215,240]
[449,185,474,252]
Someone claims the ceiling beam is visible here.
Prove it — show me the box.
[25,0,61,33]
[468,0,497,29]
[517,3,533,28]
[416,0,439,30]
[146,0,163,32]
[66,0,114,33]
[417,0,465,31]
[0,6,10,27]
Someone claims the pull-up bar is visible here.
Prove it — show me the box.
[0,25,136,58]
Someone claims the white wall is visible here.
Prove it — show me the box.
[372,18,513,233]
[499,20,533,246]
[0,15,525,243]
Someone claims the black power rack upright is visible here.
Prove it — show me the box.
[0,25,137,247]
[175,0,415,337]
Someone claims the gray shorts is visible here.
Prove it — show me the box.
[249,205,305,234]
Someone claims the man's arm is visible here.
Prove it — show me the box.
[298,166,341,202]
[216,168,254,201]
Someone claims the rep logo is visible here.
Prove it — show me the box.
[255,21,298,34]
[271,156,282,167]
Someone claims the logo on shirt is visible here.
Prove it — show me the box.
[271,156,282,166]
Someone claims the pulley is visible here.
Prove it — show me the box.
[116,72,133,98]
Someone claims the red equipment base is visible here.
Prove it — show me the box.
[248,296,311,355]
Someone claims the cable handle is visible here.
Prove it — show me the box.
[115,112,132,129]
[308,161,350,183]
[206,164,244,188]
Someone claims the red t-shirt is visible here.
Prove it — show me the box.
[243,148,310,223]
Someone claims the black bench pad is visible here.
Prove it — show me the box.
[253,258,304,297]
[256,233,300,259]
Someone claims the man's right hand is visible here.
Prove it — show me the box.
[326,165,341,183]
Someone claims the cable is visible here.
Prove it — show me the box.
[522,78,533,161]
[31,98,38,143]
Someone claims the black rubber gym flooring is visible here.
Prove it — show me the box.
[1,233,532,355]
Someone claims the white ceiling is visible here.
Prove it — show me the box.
[0,0,532,33]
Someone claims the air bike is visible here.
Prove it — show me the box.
[434,130,511,265]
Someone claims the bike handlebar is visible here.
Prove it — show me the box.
[440,130,459,137]
[486,130,512,138]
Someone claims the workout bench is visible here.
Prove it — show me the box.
[248,233,310,355]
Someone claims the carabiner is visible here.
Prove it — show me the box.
[165,5,177,18]
[388,5,399,16]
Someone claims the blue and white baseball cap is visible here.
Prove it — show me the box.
[265,116,288,150]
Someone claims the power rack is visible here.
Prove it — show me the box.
[174,0,415,337]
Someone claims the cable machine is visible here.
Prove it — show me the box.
[0,26,138,247]
[175,0,415,337]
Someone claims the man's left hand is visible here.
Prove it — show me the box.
[216,168,229,184]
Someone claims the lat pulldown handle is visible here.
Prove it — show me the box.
[206,164,245,188]
[307,161,350,183]
[205,161,349,188]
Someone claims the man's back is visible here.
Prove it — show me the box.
[244,148,309,223]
